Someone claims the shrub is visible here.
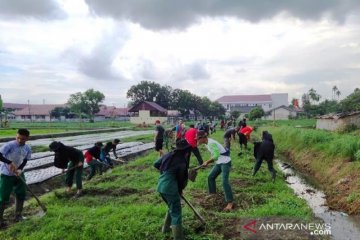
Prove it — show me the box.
[355,150,360,161]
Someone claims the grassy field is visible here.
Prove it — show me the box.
[0,121,154,138]
[0,130,326,240]
[8,121,135,129]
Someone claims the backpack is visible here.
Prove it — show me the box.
[154,152,175,173]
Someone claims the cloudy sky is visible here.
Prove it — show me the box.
[1,0,360,107]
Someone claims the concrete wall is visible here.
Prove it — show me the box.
[130,110,167,125]
[271,93,288,109]
[316,114,360,131]
[264,107,295,120]
[316,119,341,131]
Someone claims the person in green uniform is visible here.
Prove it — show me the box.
[154,139,191,240]
[49,141,84,197]
[0,129,31,228]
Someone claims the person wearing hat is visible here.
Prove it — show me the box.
[154,139,191,240]
[49,141,84,197]
[197,130,234,211]
[0,129,31,228]
[154,120,165,157]
[84,142,104,180]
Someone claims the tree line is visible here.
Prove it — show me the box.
[50,81,226,122]
[9,84,358,123]
[126,81,226,119]
[297,87,360,117]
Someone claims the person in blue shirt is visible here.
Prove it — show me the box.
[0,129,31,228]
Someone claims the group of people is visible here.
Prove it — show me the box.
[222,118,255,155]
[154,119,276,240]
[0,128,122,228]
[49,138,122,195]
[0,123,276,239]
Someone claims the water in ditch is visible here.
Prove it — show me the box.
[277,160,360,240]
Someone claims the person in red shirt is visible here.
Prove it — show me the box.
[238,124,254,155]
[184,124,203,165]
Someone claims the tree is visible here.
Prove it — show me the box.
[170,89,194,117]
[50,107,72,119]
[332,85,338,100]
[308,88,321,103]
[230,110,240,120]
[126,81,172,109]
[67,89,105,122]
[248,107,265,120]
[339,88,360,112]
[301,93,310,108]
[336,90,341,100]
[0,95,2,112]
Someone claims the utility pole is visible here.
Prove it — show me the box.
[27,100,31,122]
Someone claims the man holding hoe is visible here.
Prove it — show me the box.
[197,130,234,211]
[154,139,191,240]
[0,129,31,228]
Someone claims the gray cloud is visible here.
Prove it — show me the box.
[185,62,209,79]
[0,0,66,19]
[168,61,210,82]
[138,58,159,80]
[77,27,130,81]
[85,0,360,30]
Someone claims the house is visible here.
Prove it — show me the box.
[13,104,65,121]
[216,93,288,114]
[316,111,360,131]
[94,105,129,121]
[128,101,167,125]
[264,105,300,120]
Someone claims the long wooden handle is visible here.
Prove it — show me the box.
[181,195,206,225]
[18,176,47,212]
[191,165,204,171]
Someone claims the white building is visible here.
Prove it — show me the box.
[264,105,299,120]
[216,93,288,113]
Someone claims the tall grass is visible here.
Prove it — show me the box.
[270,126,360,161]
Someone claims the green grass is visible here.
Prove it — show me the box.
[266,126,360,161]
[8,120,134,129]
[0,129,69,137]
[0,130,317,240]
[0,121,156,138]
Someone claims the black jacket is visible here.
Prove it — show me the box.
[87,146,101,159]
[254,133,275,161]
[54,145,83,169]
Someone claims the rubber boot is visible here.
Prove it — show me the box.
[161,212,171,233]
[0,203,7,229]
[14,199,25,222]
[271,171,277,183]
[171,225,184,240]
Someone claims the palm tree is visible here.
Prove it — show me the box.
[336,90,341,100]
[308,88,321,103]
[332,86,338,100]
